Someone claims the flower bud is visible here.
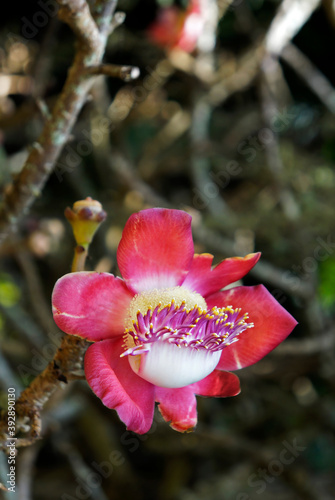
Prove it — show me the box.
[65,197,107,247]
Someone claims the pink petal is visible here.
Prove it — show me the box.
[85,338,155,434]
[190,370,241,397]
[52,272,134,341]
[117,208,194,293]
[155,386,197,432]
[182,252,261,298]
[207,285,298,371]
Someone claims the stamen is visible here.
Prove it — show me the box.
[121,301,253,358]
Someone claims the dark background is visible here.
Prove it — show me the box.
[0,1,335,499]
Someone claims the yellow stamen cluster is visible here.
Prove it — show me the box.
[125,286,207,330]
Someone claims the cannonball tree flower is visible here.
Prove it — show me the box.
[147,0,205,53]
[52,208,297,434]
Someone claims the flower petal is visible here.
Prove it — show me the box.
[207,285,298,371]
[155,386,197,432]
[52,272,134,341]
[132,341,221,388]
[182,252,261,297]
[85,338,155,434]
[117,208,194,293]
[190,370,241,397]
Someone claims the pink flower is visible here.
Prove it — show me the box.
[147,0,204,53]
[52,208,297,434]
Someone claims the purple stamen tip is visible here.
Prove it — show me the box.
[122,301,253,357]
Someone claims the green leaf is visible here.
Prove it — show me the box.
[318,258,335,312]
[0,273,21,307]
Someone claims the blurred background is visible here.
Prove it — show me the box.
[0,0,335,498]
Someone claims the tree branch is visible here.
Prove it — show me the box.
[86,64,140,81]
[0,334,88,448]
[0,0,117,246]
[0,0,117,448]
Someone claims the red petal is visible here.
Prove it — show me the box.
[52,272,134,341]
[117,208,194,293]
[207,285,298,371]
[85,338,155,434]
[155,386,197,432]
[182,252,261,298]
[147,7,185,49]
[190,370,241,397]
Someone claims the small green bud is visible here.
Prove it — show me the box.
[65,197,107,248]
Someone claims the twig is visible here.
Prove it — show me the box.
[17,444,41,500]
[105,142,313,303]
[265,0,320,56]
[0,350,23,393]
[274,329,335,355]
[193,224,315,300]
[138,108,192,178]
[0,98,56,132]
[207,42,265,106]
[281,43,335,114]
[35,99,51,121]
[108,11,126,32]
[0,198,106,445]
[57,0,102,47]
[217,0,235,18]
[191,96,235,219]
[0,0,116,246]
[109,152,170,207]
[13,244,57,334]
[0,334,88,448]
[86,63,140,81]
[94,0,118,33]
[0,303,45,348]
[0,0,117,447]
[108,150,312,302]
[258,58,300,220]
[55,438,109,500]
[30,17,60,101]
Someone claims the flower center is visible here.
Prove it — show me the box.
[122,286,253,388]
[125,286,207,329]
